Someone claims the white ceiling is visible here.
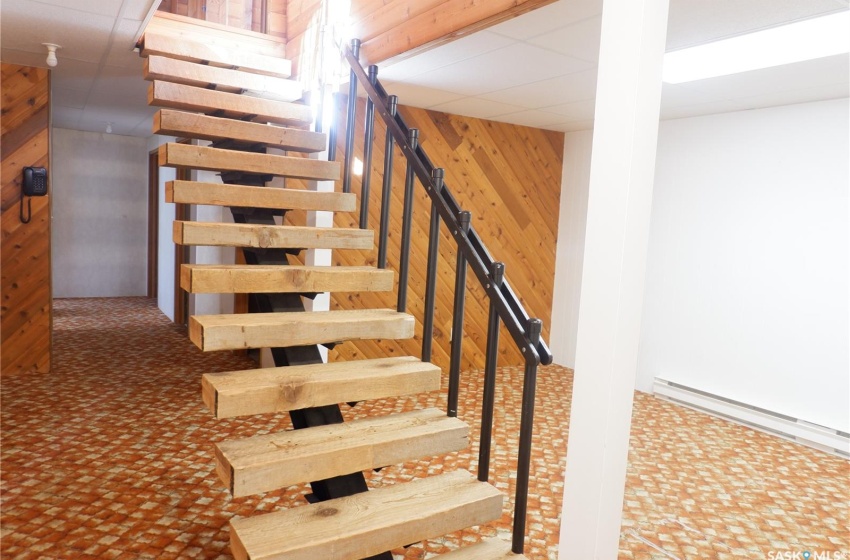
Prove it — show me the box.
[1,0,848,136]
[379,0,850,132]
[0,0,158,136]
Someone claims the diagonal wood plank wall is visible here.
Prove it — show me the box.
[1,63,51,375]
[288,99,563,372]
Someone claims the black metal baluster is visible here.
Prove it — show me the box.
[342,39,360,194]
[396,128,419,312]
[377,95,398,269]
[447,210,471,418]
[421,168,444,362]
[512,318,542,555]
[328,92,339,161]
[478,261,504,481]
[359,65,378,229]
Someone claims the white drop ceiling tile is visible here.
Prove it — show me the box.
[53,87,90,109]
[666,0,846,50]
[0,48,49,68]
[429,97,525,119]
[491,109,569,129]
[113,18,146,48]
[527,16,602,62]
[409,45,592,97]
[488,0,603,40]
[542,98,596,120]
[121,0,160,22]
[553,119,595,132]
[106,48,144,69]
[49,59,100,90]
[479,69,598,108]
[0,1,115,63]
[382,82,465,109]
[380,31,515,81]
[681,55,850,102]
[30,0,124,17]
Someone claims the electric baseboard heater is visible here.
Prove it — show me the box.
[653,377,849,458]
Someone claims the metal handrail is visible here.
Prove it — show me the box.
[338,40,549,555]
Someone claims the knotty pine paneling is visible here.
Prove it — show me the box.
[1,64,51,375]
[287,99,563,372]
[157,0,266,32]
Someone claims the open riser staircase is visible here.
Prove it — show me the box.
[140,17,550,560]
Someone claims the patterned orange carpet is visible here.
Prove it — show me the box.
[1,298,847,559]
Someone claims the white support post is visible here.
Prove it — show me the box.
[558,0,670,558]
[303,87,338,363]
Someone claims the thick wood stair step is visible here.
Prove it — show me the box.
[154,110,325,153]
[181,264,394,294]
[439,539,528,559]
[173,221,373,250]
[166,181,354,212]
[189,309,415,352]
[159,143,339,181]
[141,31,291,78]
[149,81,311,126]
[202,356,441,419]
[217,408,468,497]
[145,56,302,102]
[230,469,503,560]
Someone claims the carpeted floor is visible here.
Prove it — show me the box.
[1,298,847,559]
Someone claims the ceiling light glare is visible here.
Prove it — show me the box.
[663,11,850,84]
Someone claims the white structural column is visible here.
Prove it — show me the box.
[558,0,670,558]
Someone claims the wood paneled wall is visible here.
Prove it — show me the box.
[287,100,563,372]
[286,0,556,77]
[1,64,51,375]
[157,0,267,33]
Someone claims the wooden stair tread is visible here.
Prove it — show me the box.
[154,110,325,153]
[166,181,354,212]
[439,539,528,559]
[159,143,339,180]
[229,469,503,560]
[149,81,311,126]
[202,356,441,419]
[142,31,291,77]
[216,408,468,497]
[189,309,415,352]
[181,264,394,294]
[145,55,302,102]
[173,221,373,250]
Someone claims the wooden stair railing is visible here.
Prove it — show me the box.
[140,15,530,560]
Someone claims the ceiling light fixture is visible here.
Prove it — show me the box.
[663,11,850,84]
[105,122,113,134]
[43,43,61,68]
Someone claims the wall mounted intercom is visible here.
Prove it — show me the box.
[20,166,48,224]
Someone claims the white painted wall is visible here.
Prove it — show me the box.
[188,169,235,318]
[637,98,849,432]
[147,134,177,320]
[52,128,148,298]
[550,130,593,368]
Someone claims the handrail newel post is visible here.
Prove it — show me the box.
[359,65,378,229]
[422,168,444,362]
[342,38,361,194]
[447,210,471,418]
[512,317,542,554]
[396,128,419,312]
[377,95,398,269]
[478,261,504,481]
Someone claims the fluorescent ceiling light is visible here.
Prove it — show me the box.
[663,11,850,84]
